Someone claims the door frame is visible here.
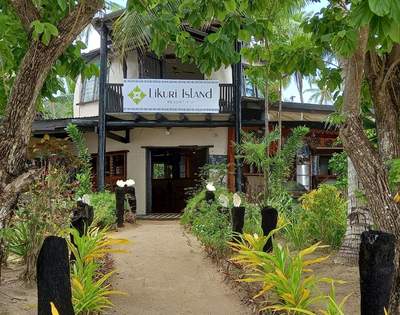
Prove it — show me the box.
[144,145,211,214]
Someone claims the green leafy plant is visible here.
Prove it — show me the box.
[89,192,117,228]
[230,233,346,314]
[236,126,309,208]
[388,158,400,192]
[180,189,206,226]
[320,282,351,315]
[299,184,347,249]
[5,166,73,282]
[242,201,262,235]
[182,187,263,255]
[199,163,227,186]
[2,221,30,259]
[66,123,93,198]
[281,212,309,250]
[67,226,129,314]
[190,197,232,255]
[31,20,59,46]
[329,151,348,191]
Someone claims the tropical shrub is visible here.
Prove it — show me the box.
[242,201,262,235]
[89,191,117,227]
[180,189,206,226]
[182,187,262,255]
[67,226,128,314]
[236,126,309,207]
[230,233,347,314]
[299,184,347,249]
[66,123,93,198]
[199,163,227,186]
[329,151,348,191]
[4,166,73,282]
[190,201,232,255]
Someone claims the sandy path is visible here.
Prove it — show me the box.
[106,220,252,315]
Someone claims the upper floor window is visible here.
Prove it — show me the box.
[140,53,203,80]
[80,75,99,103]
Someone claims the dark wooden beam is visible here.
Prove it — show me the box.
[179,113,188,121]
[106,120,233,128]
[155,113,167,121]
[106,114,125,121]
[132,113,147,122]
[106,130,130,144]
[205,113,212,121]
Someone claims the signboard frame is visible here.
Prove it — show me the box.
[122,79,220,113]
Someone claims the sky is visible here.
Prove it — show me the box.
[87,0,329,104]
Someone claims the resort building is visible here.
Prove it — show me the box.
[32,11,342,215]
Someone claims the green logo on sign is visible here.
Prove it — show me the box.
[128,86,146,104]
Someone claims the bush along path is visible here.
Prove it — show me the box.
[106,221,252,315]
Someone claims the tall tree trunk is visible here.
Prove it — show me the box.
[0,0,103,282]
[295,71,304,103]
[0,0,103,215]
[340,28,400,313]
[335,158,373,265]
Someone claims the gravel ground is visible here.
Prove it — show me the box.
[106,220,253,315]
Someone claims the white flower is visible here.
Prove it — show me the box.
[206,182,216,191]
[233,193,242,207]
[218,194,229,208]
[81,194,91,206]
[126,179,135,187]
[116,180,126,187]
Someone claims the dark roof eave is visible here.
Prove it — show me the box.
[32,116,336,135]
[242,97,335,113]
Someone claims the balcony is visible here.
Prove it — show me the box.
[106,83,235,114]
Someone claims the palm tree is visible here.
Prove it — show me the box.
[41,78,75,119]
[305,86,334,105]
[335,158,373,265]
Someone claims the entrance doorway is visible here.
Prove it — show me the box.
[146,147,208,213]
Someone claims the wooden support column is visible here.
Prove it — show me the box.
[233,40,242,192]
[97,21,108,191]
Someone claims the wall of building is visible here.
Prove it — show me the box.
[73,50,232,118]
[84,127,228,215]
[207,66,232,84]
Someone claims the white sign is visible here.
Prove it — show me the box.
[122,79,220,113]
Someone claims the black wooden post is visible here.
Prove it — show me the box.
[205,191,215,204]
[359,230,395,315]
[115,187,125,227]
[71,201,94,236]
[97,21,108,191]
[233,40,242,192]
[37,236,74,315]
[231,206,245,237]
[261,206,278,252]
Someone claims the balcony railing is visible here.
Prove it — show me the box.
[106,83,234,114]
